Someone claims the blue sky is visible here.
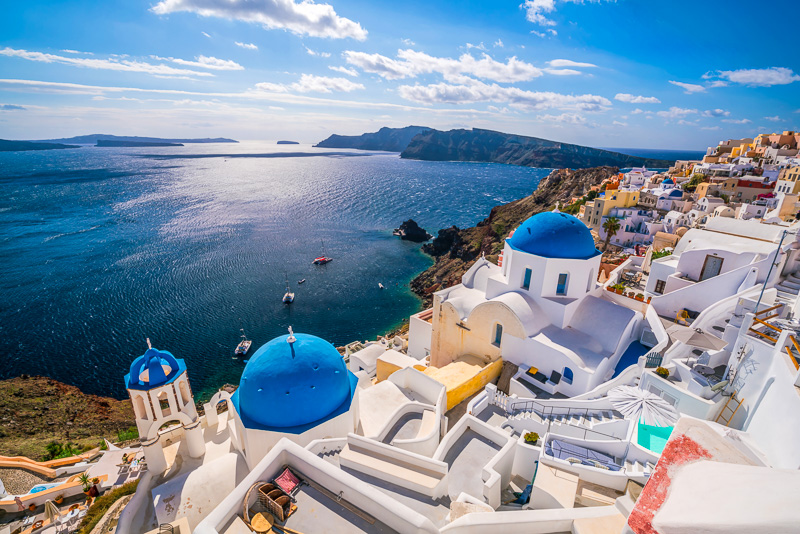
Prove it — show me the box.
[0,0,798,148]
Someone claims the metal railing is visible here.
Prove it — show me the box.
[505,397,624,442]
[644,351,663,368]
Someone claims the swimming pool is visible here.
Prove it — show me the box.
[28,482,62,494]
[637,422,674,454]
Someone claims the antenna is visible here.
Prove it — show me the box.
[287,326,296,344]
[146,337,152,349]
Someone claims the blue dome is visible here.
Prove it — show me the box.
[668,189,683,198]
[662,178,675,185]
[125,347,185,390]
[234,333,356,430]
[507,212,600,260]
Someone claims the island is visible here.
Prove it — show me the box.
[393,219,433,242]
[28,134,238,145]
[0,139,79,152]
[401,128,673,169]
[315,126,430,152]
[97,140,183,147]
[277,140,300,145]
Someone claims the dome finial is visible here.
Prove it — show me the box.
[287,326,296,344]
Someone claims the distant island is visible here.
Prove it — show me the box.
[0,139,79,152]
[277,140,299,145]
[315,126,430,152]
[28,134,238,145]
[96,140,183,147]
[315,126,673,169]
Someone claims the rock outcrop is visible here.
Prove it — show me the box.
[393,219,432,242]
[315,126,430,152]
[410,166,618,302]
[401,128,672,169]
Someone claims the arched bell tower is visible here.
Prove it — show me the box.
[124,339,205,474]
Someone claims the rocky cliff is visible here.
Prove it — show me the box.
[401,128,672,169]
[410,166,618,301]
[315,126,430,152]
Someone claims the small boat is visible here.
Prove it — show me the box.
[313,240,333,265]
[298,279,306,284]
[283,273,295,304]
[234,329,251,356]
[378,283,385,289]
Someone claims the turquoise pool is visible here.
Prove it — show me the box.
[637,422,674,454]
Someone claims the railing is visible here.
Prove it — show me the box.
[786,335,800,371]
[747,303,785,345]
[644,351,663,368]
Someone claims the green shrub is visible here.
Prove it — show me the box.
[655,366,670,378]
[652,249,672,260]
[77,480,139,534]
[44,441,82,461]
[524,431,539,444]
[116,427,139,442]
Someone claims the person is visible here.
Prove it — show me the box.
[14,495,24,512]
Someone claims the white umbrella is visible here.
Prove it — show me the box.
[670,327,728,351]
[44,500,60,523]
[609,385,678,427]
[598,269,608,284]
[642,245,654,274]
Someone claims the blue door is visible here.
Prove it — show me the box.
[557,273,568,295]
[494,324,503,346]
[522,268,532,290]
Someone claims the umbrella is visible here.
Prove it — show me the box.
[609,385,678,427]
[669,327,728,351]
[642,246,653,275]
[44,500,60,523]
[598,269,608,284]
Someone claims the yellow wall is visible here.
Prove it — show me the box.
[376,358,426,382]
[424,356,504,411]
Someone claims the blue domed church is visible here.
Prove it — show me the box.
[413,211,641,397]
[228,330,359,468]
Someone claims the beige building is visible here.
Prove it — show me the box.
[776,166,800,195]
[581,189,640,230]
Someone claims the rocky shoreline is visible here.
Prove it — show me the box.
[409,166,619,303]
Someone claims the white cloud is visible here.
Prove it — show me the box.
[397,77,611,112]
[631,108,643,114]
[0,47,215,78]
[701,126,721,131]
[544,68,582,76]
[305,46,331,58]
[656,106,697,119]
[256,73,364,93]
[701,108,730,118]
[668,80,706,94]
[0,104,26,110]
[530,30,546,38]
[235,41,258,50]
[677,119,697,126]
[343,49,542,83]
[614,93,660,104]
[722,118,751,124]
[712,67,800,87]
[764,115,781,122]
[401,38,415,46]
[494,39,504,48]
[154,55,244,70]
[202,31,211,38]
[521,0,614,27]
[466,42,488,51]
[328,65,358,77]
[612,120,627,127]
[151,0,368,41]
[540,112,588,125]
[61,49,93,55]
[548,59,596,68]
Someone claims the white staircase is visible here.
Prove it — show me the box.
[775,272,800,302]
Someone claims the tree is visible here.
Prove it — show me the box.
[602,217,621,251]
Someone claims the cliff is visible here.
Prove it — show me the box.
[0,139,78,152]
[0,376,135,460]
[410,166,619,301]
[315,126,430,152]
[96,140,183,147]
[401,128,673,169]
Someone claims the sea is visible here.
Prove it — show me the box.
[0,142,553,401]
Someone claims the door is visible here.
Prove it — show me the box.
[699,255,724,281]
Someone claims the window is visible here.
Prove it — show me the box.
[563,367,574,385]
[587,269,595,292]
[556,273,569,295]
[493,324,503,346]
[654,279,666,294]
[522,268,532,290]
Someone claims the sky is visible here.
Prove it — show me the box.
[0,0,798,149]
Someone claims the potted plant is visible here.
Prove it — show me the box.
[524,431,539,445]
[54,495,64,505]
[28,503,36,512]
[655,366,670,379]
[635,293,645,301]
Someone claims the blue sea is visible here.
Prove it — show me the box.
[0,142,550,400]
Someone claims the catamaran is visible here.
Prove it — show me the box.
[234,329,251,356]
[313,240,333,265]
[282,274,295,304]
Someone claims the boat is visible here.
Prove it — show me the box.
[378,283,385,289]
[298,279,306,284]
[234,329,252,356]
[312,240,333,265]
[283,274,295,304]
